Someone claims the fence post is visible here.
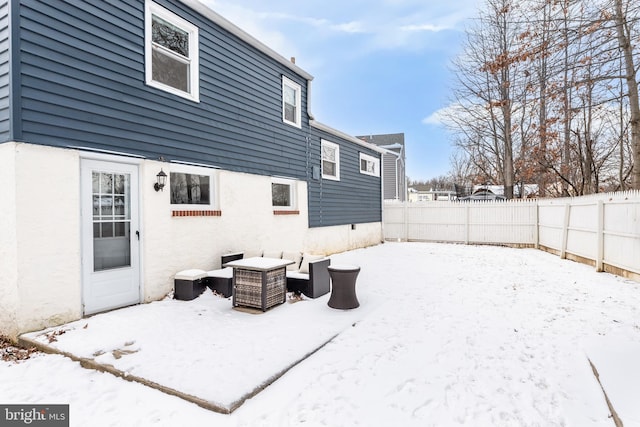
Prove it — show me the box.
[534,201,540,249]
[561,203,570,259]
[465,204,470,245]
[596,200,604,272]
[404,201,409,242]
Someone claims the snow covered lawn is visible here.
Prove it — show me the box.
[2,242,640,426]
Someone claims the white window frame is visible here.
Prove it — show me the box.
[359,152,380,177]
[282,76,302,128]
[271,177,297,210]
[321,140,340,181]
[169,164,217,210]
[145,1,200,102]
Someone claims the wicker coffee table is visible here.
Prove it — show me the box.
[224,257,294,311]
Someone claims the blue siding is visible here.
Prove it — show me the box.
[16,0,310,179]
[0,0,10,142]
[8,0,381,227]
[308,127,382,228]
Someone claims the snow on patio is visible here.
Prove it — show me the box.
[3,242,640,426]
[19,282,378,413]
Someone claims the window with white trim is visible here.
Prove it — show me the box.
[321,140,340,180]
[145,1,199,101]
[359,153,380,177]
[169,165,216,208]
[272,178,297,209]
[282,76,301,128]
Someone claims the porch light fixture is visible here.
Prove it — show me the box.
[154,169,167,192]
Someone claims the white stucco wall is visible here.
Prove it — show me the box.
[142,164,382,300]
[0,143,19,338]
[1,146,382,336]
[14,144,82,334]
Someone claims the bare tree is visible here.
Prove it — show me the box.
[612,0,640,189]
[445,0,638,195]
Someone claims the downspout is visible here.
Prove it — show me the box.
[380,154,385,242]
[395,155,400,200]
[399,143,406,201]
[306,79,315,121]
[305,78,319,225]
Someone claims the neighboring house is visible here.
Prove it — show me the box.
[455,184,539,200]
[0,0,383,337]
[408,186,455,202]
[357,133,406,201]
[458,188,506,202]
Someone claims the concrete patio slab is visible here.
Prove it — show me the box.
[19,290,376,414]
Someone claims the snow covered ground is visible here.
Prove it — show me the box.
[2,242,640,427]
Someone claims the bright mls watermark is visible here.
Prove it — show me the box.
[0,405,68,426]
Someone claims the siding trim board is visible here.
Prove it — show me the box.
[8,0,20,141]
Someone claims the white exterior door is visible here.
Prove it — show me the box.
[81,159,140,315]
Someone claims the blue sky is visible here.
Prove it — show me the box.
[203,0,483,181]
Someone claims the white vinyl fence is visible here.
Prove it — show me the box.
[384,191,640,278]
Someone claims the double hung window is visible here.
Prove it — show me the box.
[146,1,199,101]
[321,140,340,181]
[359,153,380,177]
[282,76,302,128]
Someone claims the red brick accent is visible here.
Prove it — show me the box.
[273,210,300,215]
[171,210,222,217]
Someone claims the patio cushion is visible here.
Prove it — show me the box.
[174,269,207,280]
[286,271,310,280]
[263,250,282,259]
[244,249,263,258]
[299,254,325,274]
[206,267,233,279]
[282,250,302,271]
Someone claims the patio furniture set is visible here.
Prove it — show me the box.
[174,250,345,311]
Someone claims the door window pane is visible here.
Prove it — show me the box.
[101,174,113,194]
[101,196,113,216]
[114,174,126,194]
[114,196,125,216]
[93,171,131,271]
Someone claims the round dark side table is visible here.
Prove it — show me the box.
[327,265,360,309]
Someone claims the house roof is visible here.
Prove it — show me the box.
[180,0,314,81]
[356,133,405,148]
[311,121,387,154]
[181,1,384,155]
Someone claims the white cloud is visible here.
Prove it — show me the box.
[422,108,447,125]
[333,21,366,34]
[400,23,448,33]
[202,0,480,51]
[199,1,300,59]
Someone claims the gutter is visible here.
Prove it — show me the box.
[182,2,380,158]
[310,120,387,154]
